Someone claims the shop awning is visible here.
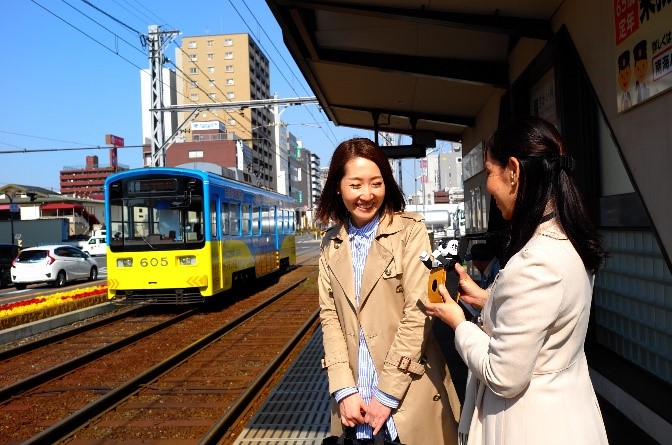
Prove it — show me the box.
[40,203,100,225]
[41,203,83,211]
[0,204,9,210]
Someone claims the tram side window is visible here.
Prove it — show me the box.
[252,206,260,235]
[210,199,217,240]
[230,202,240,235]
[261,206,273,234]
[242,204,250,235]
[221,202,230,236]
[278,209,284,234]
[109,203,128,244]
[186,210,203,242]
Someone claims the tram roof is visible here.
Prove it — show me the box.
[265,0,559,149]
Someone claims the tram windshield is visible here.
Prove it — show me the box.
[108,194,204,250]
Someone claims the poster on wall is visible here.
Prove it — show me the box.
[530,68,559,131]
[614,0,672,113]
[462,142,484,182]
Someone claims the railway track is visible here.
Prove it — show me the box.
[0,259,319,444]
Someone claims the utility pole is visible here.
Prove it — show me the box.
[272,94,291,196]
[147,25,178,167]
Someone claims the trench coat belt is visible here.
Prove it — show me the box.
[385,352,426,375]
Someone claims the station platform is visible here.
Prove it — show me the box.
[233,327,330,445]
[233,325,661,445]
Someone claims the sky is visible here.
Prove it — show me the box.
[1,0,437,196]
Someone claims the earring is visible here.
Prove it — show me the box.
[511,173,515,186]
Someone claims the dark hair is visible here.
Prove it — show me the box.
[485,117,605,272]
[469,243,494,261]
[315,137,405,226]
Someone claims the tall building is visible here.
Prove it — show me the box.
[59,151,128,199]
[309,152,322,210]
[438,143,462,190]
[174,33,275,190]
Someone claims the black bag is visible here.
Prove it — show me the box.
[321,427,404,445]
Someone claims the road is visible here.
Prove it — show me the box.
[0,255,107,307]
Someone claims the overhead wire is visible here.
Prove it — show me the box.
[62,0,145,57]
[231,0,341,147]
[16,0,322,174]
[28,0,144,71]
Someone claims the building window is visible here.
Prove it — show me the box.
[190,93,199,101]
[224,38,233,46]
[189,67,197,75]
[189,150,204,158]
[207,66,215,73]
[188,41,197,48]
[190,80,198,88]
[226,78,234,85]
[209,79,216,86]
[226,91,235,99]
[225,51,233,59]
[207,53,214,60]
[209,93,216,100]
[190,54,197,61]
[229,118,236,125]
[225,65,234,72]
[207,39,214,47]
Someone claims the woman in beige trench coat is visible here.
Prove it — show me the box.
[316,138,461,445]
[425,117,609,445]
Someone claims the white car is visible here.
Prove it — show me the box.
[11,245,98,290]
[82,235,107,256]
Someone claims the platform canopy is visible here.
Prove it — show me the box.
[265,0,558,149]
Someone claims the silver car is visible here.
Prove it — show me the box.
[11,245,98,290]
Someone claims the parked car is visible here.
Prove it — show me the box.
[11,245,98,290]
[82,235,107,256]
[0,243,20,288]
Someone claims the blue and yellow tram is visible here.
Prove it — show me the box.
[104,167,296,303]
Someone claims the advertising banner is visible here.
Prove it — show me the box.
[614,0,672,113]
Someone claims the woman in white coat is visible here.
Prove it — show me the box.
[424,117,609,445]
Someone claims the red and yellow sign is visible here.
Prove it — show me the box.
[614,0,672,112]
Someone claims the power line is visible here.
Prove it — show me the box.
[30,0,144,71]
[0,145,144,154]
[61,0,145,57]
[0,130,96,147]
[230,0,340,147]
[78,0,142,36]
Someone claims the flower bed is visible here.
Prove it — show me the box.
[0,285,108,331]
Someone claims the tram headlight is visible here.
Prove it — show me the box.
[116,258,133,267]
[178,255,196,266]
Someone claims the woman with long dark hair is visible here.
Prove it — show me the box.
[424,117,608,445]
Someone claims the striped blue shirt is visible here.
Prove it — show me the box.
[333,214,398,440]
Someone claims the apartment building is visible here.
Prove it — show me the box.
[174,33,275,190]
[60,152,127,199]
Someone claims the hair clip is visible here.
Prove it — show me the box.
[555,155,576,172]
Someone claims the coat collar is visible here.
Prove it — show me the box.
[324,212,404,309]
[535,215,567,240]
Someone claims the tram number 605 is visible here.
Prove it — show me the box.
[140,257,169,267]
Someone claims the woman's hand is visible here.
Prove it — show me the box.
[338,393,367,428]
[455,263,489,310]
[365,398,392,436]
[423,284,467,330]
